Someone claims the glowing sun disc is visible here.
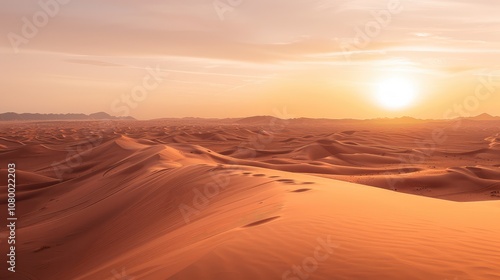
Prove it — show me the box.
[375,77,417,110]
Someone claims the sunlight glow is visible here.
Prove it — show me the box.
[375,77,417,110]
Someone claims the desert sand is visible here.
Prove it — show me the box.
[1,117,500,279]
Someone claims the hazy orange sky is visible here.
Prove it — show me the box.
[1,0,500,119]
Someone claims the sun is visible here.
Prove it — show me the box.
[375,77,417,110]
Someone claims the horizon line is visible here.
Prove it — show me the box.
[0,111,499,122]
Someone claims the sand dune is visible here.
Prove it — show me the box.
[0,119,499,279]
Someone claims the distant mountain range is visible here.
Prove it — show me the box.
[1,112,498,122]
[232,114,500,125]
[464,113,500,121]
[0,112,135,121]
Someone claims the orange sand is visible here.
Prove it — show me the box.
[0,118,499,279]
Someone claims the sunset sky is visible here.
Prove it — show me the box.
[1,0,500,119]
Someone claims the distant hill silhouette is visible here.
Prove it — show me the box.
[234,116,283,125]
[3,113,498,122]
[0,112,135,121]
[466,113,500,121]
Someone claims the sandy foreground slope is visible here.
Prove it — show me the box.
[0,120,499,279]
